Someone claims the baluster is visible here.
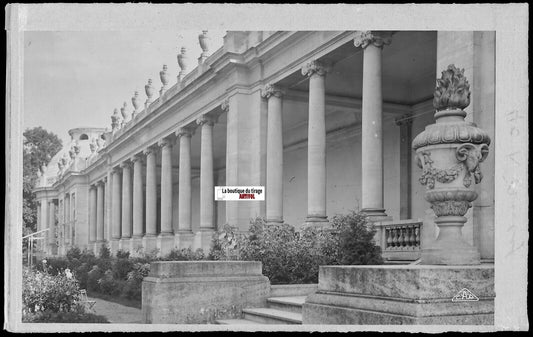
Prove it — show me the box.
[386,228,392,250]
[415,224,420,247]
[409,225,416,249]
[391,228,398,249]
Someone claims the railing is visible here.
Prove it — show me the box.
[374,219,423,262]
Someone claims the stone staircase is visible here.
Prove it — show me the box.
[216,296,306,325]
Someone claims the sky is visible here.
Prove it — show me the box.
[24,30,226,146]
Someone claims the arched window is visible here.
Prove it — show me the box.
[79,134,89,140]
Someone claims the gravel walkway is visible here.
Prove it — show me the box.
[87,296,143,324]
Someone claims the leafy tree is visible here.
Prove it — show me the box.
[23,127,62,233]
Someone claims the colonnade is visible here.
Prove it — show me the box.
[262,31,393,226]
[86,112,218,256]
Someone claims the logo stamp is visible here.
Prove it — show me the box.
[452,288,479,302]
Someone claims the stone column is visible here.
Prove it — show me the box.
[354,31,392,219]
[175,128,194,249]
[262,84,284,224]
[48,200,56,255]
[89,186,97,246]
[120,161,133,252]
[396,113,413,219]
[111,167,122,253]
[40,201,48,252]
[105,171,112,242]
[195,115,215,251]
[96,180,105,251]
[301,60,330,226]
[131,154,144,253]
[143,146,157,253]
[64,194,70,246]
[158,138,175,255]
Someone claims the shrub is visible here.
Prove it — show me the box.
[163,248,206,261]
[97,270,120,296]
[74,262,92,289]
[331,211,384,265]
[66,247,82,261]
[123,262,150,300]
[112,257,133,280]
[22,269,81,315]
[23,305,109,323]
[99,244,111,259]
[208,225,243,261]
[87,265,104,292]
[36,257,70,276]
[116,249,130,259]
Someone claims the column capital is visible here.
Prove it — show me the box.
[89,184,97,190]
[119,161,132,169]
[143,145,157,156]
[261,83,284,99]
[196,114,216,126]
[131,153,144,163]
[176,127,194,138]
[302,59,331,78]
[158,137,175,148]
[353,31,393,49]
[96,179,106,186]
[220,98,230,112]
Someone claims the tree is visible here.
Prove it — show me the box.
[23,127,62,233]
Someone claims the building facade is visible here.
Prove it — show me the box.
[33,30,495,261]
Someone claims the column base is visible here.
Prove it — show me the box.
[110,239,120,255]
[130,237,143,256]
[157,234,176,257]
[265,218,284,225]
[142,235,158,256]
[119,238,131,253]
[175,232,195,250]
[361,208,389,219]
[94,241,105,256]
[302,215,329,229]
[193,230,215,253]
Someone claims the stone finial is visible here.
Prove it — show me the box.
[131,91,141,116]
[301,59,331,77]
[97,136,105,149]
[261,83,284,99]
[145,79,155,106]
[353,31,392,49]
[177,46,188,82]
[160,65,169,96]
[111,108,120,131]
[198,30,209,64]
[433,64,471,112]
[73,141,81,156]
[221,98,230,112]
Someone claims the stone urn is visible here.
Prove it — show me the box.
[145,79,155,105]
[412,64,491,265]
[131,91,141,117]
[177,46,187,81]
[159,65,169,95]
[198,30,209,55]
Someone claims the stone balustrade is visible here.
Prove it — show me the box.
[374,219,422,262]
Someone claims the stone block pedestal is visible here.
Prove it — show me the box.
[142,235,157,255]
[142,261,270,324]
[157,234,175,257]
[110,239,120,255]
[302,265,494,325]
[175,232,195,250]
[193,230,214,252]
[130,237,143,256]
[118,238,131,252]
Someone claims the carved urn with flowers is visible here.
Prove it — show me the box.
[412,64,490,265]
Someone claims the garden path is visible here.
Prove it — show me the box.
[87,296,143,324]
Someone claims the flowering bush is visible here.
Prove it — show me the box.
[162,248,206,261]
[123,262,151,300]
[22,268,81,315]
